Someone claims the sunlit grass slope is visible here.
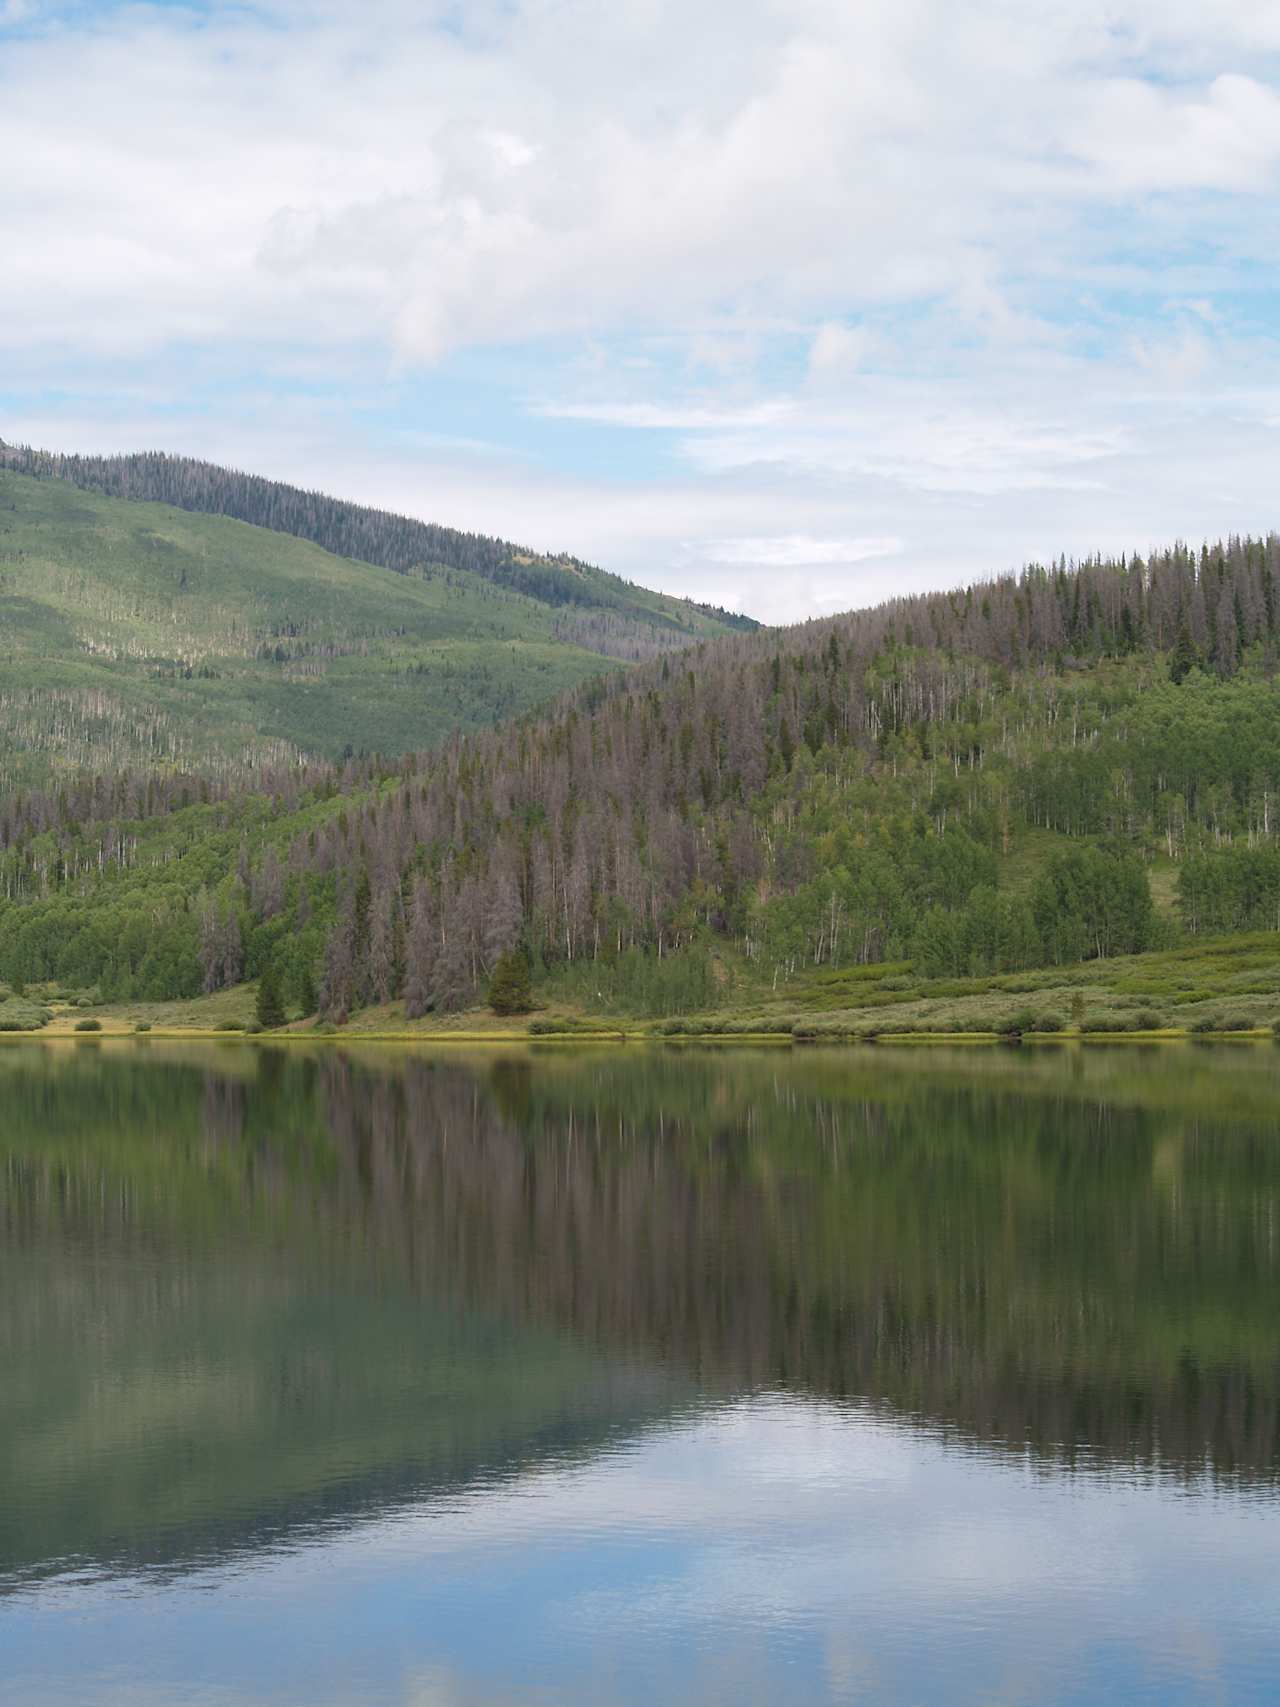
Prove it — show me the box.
[0,468,717,778]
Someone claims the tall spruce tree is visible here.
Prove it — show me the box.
[1169,619,1197,684]
[256,962,286,1030]
[488,950,532,1015]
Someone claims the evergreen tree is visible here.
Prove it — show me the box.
[488,950,533,1015]
[1169,619,1197,684]
[295,962,318,1019]
[256,962,286,1029]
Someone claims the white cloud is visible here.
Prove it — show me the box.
[2,1,1280,621]
[807,322,870,381]
[1073,74,1280,193]
[0,1,1275,365]
[699,535,902,568]
[535,399,796,430]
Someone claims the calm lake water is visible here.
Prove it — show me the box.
[2,1041,1278,1705]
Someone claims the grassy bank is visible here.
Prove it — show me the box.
[8,929,1280,1046]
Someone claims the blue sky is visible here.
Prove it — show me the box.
[4,1,1280,621]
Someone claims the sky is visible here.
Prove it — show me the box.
[3,2,1280,623]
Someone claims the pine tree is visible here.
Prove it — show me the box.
[256,962,286,1029]
[295,962,318,1018]
[1169,619,1197,684]
[488,950,533,1015]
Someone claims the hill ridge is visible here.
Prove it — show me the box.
[0,438,755,634]
[0,461,748,783]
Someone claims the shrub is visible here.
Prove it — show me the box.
[528,1015,615,1035]
[996,1009,1036,1038]
[134,1021,152,1033]
[1187,1012,1256,1034]
[0,997,53,1032]
[76,996,93,1009]
[244,1020,264,1035]
[998,973,1064,994]
[215,1019,244,1032]
[1132,1008,1165,1030]
[1083,1012,1133,1033]
[74,1018,102,1033]
[1030,1013,1065,1033]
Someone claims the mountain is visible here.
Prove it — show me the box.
[2,531,1279,1028]
[0,446,752,782]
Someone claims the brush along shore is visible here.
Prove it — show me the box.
[8,931,1280,1045]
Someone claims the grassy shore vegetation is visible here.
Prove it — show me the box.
[10,930,1280,1041]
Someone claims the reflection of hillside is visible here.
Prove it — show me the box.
[1,1041,1278,1585]
[0,1241,680,1585]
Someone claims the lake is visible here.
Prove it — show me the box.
[1,1040,1278,1705]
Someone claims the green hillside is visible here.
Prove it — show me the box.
[0,465,745,781]
[4,530,1280,1031]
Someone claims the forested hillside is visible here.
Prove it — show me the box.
[3,531,1280,1027]
[0,462,747,783]
[0,440,752,631]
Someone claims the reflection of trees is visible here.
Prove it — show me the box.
[2,1044,1279,1489]
[306,1049,1280,1485]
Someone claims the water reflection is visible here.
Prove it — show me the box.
[1,1042,1279,1703]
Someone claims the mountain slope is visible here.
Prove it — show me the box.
[0,441,753,633]
[3,531,1279,1025]
[0,463,747,781]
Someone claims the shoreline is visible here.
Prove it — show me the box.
[3,1026,1274,1046]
